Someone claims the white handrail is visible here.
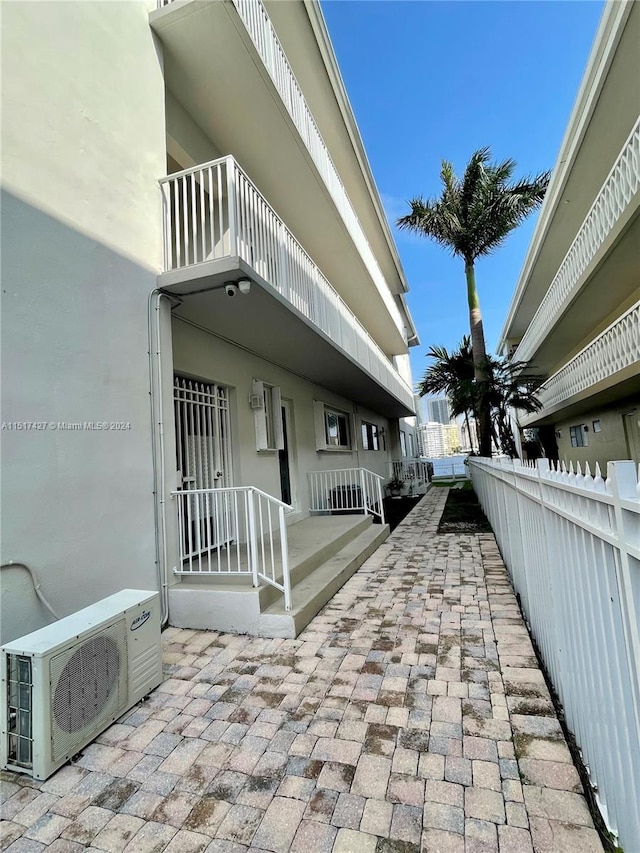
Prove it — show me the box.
[514,118,640,363]
[391,460,432,484]
[520,300,640,424]
[158,156,414,409]
[171,485,293,609]
[229,0,406,338]
[307,468,385,523]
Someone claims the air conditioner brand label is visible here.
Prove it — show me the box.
[130,610,151,631]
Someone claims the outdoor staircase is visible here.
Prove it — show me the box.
[168,514,389,638]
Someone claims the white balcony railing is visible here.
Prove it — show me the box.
[308,468,385,523]
[230,0,406,337]
[391,460,432,485]
[521,300,640,423]
[514,118,640,363]
[469,457,640,851]
[159,157,414,409]
[172,486,293,609]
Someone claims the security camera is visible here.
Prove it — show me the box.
[225,283,238,298]
[238,278,251,295]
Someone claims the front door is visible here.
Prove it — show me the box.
[278,402,294,506]
[174,376,233,554]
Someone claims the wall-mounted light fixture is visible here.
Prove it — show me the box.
[238,278,251,295]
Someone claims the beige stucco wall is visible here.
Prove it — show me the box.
[1,2,166,643]
[556,400,640,470]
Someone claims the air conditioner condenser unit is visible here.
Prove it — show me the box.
[1,589,163,780]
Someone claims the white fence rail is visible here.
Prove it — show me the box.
[514,118,640,363]
[391,460,432,488]
[521,301,640,423]
[172,486,293,610]
[159,157,413,411]
[308,468,385,523]
[469,457,640,851]
[430,459,469,479]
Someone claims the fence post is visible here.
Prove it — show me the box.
[607,461,640,745]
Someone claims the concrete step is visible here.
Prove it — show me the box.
[168,513,387,637]
[258,514,374,610]
[257,521,389,638]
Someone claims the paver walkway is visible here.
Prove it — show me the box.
[1,487,604,853]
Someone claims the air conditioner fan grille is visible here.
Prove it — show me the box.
[49,620,128,761]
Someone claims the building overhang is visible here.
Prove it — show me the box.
[499,0,639,352]
[160,261,416,418]
[150,0,410,355]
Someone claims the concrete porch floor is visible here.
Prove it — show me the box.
[0,488,603,853]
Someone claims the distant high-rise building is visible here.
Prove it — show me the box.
[418,422,446,458]
[425,397,451,425]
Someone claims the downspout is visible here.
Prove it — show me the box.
[148,288,172,628]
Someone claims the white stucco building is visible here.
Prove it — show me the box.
[500,0,639,469]
[1,0,420,642]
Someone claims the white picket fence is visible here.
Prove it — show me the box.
[468,456,640,851]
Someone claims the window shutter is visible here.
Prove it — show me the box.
[313,400,326,451]
[272,386,284,450]
[253,379,268,451]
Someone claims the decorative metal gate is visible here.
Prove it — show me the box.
[174,377,234,555]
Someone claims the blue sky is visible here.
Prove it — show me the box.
[320,0,605,385]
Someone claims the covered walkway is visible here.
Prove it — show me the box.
[1,488,603,852]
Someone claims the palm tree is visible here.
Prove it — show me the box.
[418,337,477,452]
[483,356,543,458]
[398,148,550,457]
[419,340,543,458]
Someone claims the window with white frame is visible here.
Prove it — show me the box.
[252,379,283,452]
[361,421,380,451]
[400,430,407,457]
[313,401,352,451]
[569,424,588,447]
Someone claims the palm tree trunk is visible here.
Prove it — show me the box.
[464,410,475,453]
[465,262,492,457]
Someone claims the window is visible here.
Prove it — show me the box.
[400,431,407,457]
[325,410,350,448]
[569,424,588,447]
[313,401,352,451]
[361,421,380,451]
[592,419,602,433]
[253,379,283,451]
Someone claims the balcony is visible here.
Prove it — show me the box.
[513,118,640,366]
[158,157,415,416]
[520,300,640,424]
[149,0,410,353]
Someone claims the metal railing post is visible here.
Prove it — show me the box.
[377,477,385,524]
[247,488,259,588]
[359,468,367,516]
[279,505,291,611]
[226,156,238,256]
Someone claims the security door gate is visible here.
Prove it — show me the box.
[174,377,234,555]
